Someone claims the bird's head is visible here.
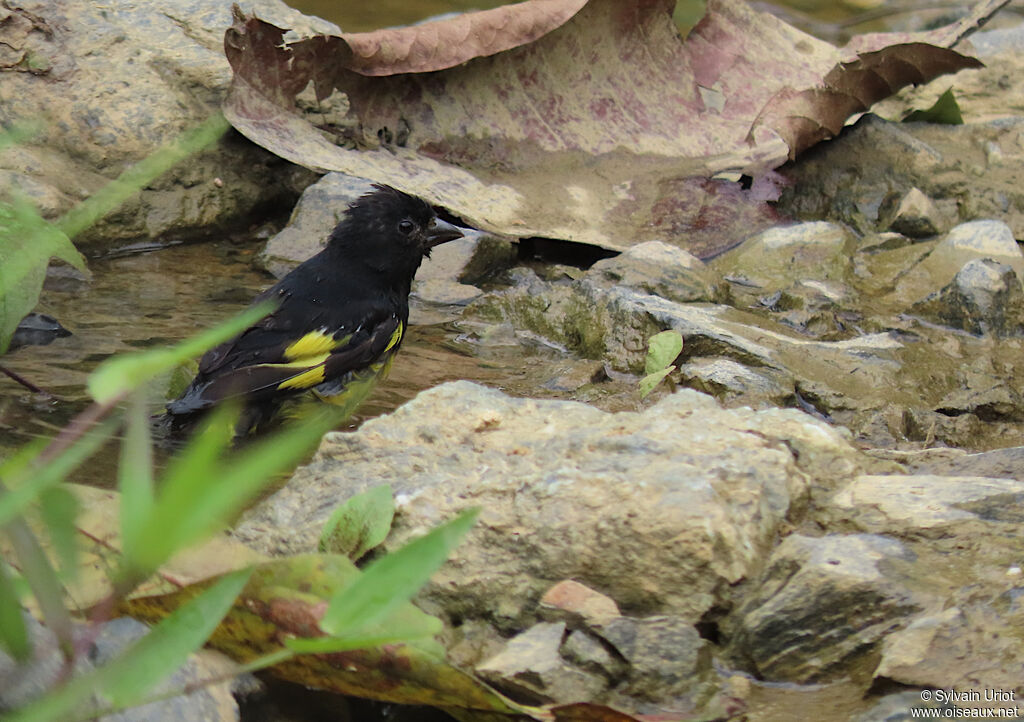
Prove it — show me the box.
[328,184,464,283]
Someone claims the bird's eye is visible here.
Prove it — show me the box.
[398,219,415,235]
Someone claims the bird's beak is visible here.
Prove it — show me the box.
[425,218,465,248]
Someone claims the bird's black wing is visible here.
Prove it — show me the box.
[168,302,403,415]
[196,286,310,377]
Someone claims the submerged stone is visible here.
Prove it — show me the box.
[881,187,946,238]
[710,221,857,292]
[586,241,716,304]
[910,258,1024,336]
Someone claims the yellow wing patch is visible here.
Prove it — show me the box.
[255,352,331,391]
[276,322,398,393]
[278,363,327,390]
[384,321,403,353]
[284,330,349,361]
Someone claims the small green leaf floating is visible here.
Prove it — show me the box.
[319,484,396,560]
[902,87,963,125]
[640,329,683,398]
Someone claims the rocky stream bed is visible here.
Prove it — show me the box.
[2,0,1024,720]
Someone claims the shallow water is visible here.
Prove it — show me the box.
[0,236,634,487]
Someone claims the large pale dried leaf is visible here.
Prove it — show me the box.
[224,0,999,255]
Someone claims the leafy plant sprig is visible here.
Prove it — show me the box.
[639,329,683,398]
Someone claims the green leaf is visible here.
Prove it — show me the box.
[320,508,479,636]
[644,329,683,376]
[0,417,118,529]
[123,408,340,580]
[3,515,75,662]
[0,437,48,480]
[0,195,88,355]
[318,484,395,559]
[87,301,275,403]
[284,615,443,655]
[118,391,155,554]
[0,561,30,661]
[117,404,237,582]
[37,486,80,582]
[903,87,964,125]
[6,568,252,722]
[99,568,252,708]
[639,366,675,398]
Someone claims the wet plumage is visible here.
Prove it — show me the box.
[166,184,463,435]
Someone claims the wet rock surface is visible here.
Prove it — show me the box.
[910,258,1024,336]
[6,5,1024,721]
[466,213,1024,452]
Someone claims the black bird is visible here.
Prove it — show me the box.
[166,184,464,435]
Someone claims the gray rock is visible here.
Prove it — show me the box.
[908,446,1024,481]
[586,241,716,304]
[969,23,1024,58]
[677,357,795,407]
[830,474,1024,534]
[256,173,378,277]
[940,220,1021,261]
[751,279,858,338]
[235,381,865,624]
[0,614,89,711]
[873,607,968,688]
[411,279,483,307]
[730,534,925,683]
[882,187,945,238]
[599,616,710,700]
[539,360,606,393]
[858,231,912,253]
[0,0,324,250]
[821,473,1024,695]
[930,352,1024,422]
[440,619,507,672]
[910,258,1024,336]
[874,605,1024,700]
[0,615,238,720]
[476,622,607,704]
[710,222,856,291]
[560,630,623,680]
[778,114,1024,240]
[887,220,1024,308]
